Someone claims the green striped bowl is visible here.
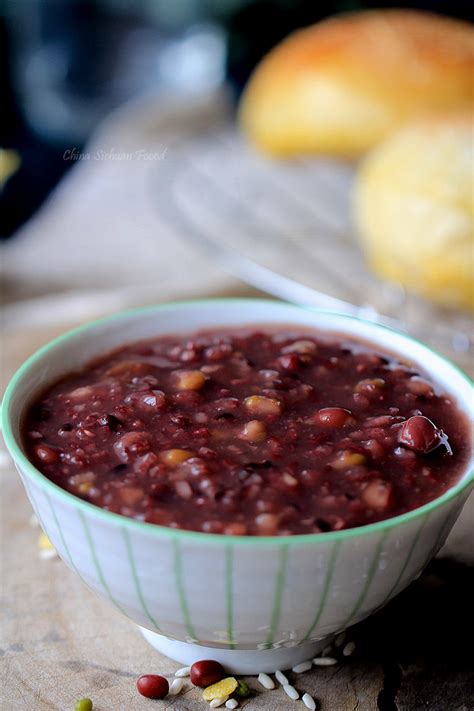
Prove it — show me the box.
[3,299,473,672]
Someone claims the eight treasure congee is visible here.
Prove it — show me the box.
[23,327,471,536]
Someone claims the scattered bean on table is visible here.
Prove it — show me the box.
[191,660,225,687]
[136,674,169,699]
[74,699,93,711]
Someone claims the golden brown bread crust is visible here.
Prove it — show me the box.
[354,108,474,311]
[239,10,474,157]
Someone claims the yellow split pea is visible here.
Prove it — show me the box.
[160,449,194,466]
[173,370,206,391]
[203,677,238,701]
[244,395,281,416]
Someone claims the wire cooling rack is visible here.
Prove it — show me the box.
[150,125,473,374]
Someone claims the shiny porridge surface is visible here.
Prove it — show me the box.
[24,327,471,535]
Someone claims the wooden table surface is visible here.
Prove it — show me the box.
[1,322,473,711]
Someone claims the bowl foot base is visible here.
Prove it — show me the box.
[139,627,330,674]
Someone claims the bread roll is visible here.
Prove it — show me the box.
[354,110,473,311]
[239,10,474,157]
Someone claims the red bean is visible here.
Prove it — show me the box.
[190,660,225,687]
[275,354,300,372]
[34,444,59,464]
[393,446,418,466]
[204,344,233,361]
[172,390,203,407]
[136,674,169,699]
[315,407,354,429]
[114,431,151,462]
[125,390,166,410]
[97,413,121,430]
[398,416,441,454]
[362,438,385,460]
[352,393,370,408]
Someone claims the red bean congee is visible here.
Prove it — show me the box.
[24,327,471,535]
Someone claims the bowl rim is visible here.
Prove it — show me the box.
[2,297,473,547]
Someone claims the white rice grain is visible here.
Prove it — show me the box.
[343,641,356,657]
[292,660,312,674]
[312,657,338,666]
[283,684,299,700]
[168,678,184,695]
[174,665,191,678]
[257,672,275,690]
[322,644,333,657]
[39,548,58,560]
[302,692,317,710]
[225,700,239,710]
[210,698,228,708]
[334,631,346,648]
[275,669,289,685]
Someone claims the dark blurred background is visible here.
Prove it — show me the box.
[1,0,472,239]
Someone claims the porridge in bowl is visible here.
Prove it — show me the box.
[24,327,471,536]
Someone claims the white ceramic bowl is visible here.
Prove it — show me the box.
[3,299,473,673]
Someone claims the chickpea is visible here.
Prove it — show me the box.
[332,451,367,469]
[160,449,194,466]
[173,369,206,391]
[244,395,282,416]
[240,420,267,443]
